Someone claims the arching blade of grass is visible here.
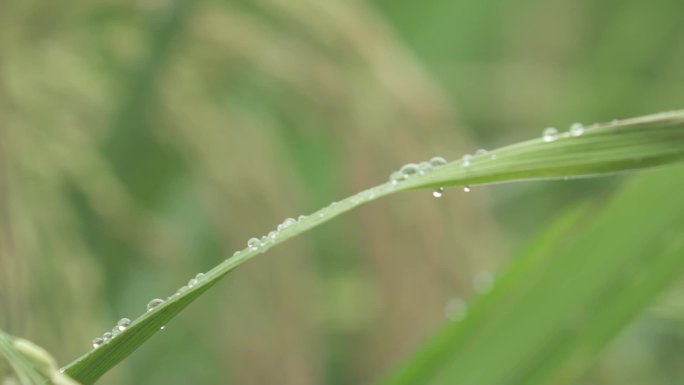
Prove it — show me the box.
[63,110,684,384]
[380,162,684,385]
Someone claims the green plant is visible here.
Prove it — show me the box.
[3,110,678,384]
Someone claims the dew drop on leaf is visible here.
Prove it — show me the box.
[147,298,165,312]
[570,122,584,137]
[102,332,113,342]
[92,337,104,349]
[429,156,447,167]
[399,163,419,177]
[116,318,131,332]
[247,237,261,250]
[543,127,558,142]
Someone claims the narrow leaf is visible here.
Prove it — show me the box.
[64,110,684,383]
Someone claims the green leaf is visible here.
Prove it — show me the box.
[63,110,684,383]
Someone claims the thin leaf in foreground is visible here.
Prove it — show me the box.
[63,110,684,384]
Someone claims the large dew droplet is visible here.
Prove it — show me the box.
[147,298,165,312]
[429,156,447,167]
[418,161,433,175]
[389,171,404,184]
[570,122,584,137]
[463,186,471,192]
[462,154,472,167]
[399,163,419,177]
[247,237,261,250]
[92,337,104,348]
[116,318,131,332]
[277,218,297,231]
[102,332,113,342]
[543,127,558,142]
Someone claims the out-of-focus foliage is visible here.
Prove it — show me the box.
[0,329,79,385]
[1,0,683,384]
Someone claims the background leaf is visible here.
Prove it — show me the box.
[381,163,684,385]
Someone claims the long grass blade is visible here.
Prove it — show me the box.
[63,110,684,383]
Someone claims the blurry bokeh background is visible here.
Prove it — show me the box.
[1,0,684,384]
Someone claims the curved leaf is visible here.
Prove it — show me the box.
[63,110,684,383]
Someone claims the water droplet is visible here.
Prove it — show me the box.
[147,298,165,312]
[432,187,444,198]
[389,171,404,184]
[475,149,488,156]
[195,273,205,281]
[187,278,198,288]
[247,237,261,250]
[160,326,166,330]
[462,154,472,167]
[102,332,113,342]
[92,337,104,348]
[399,163,419,177]
[473,271,494,293]
[570,122,584,137]
[444,298,468,321]
[297,215,306,221]
[418,162,433,175]
[463,186,471,192]
[116,318,131,332]
[429,156,447,167]
[177,285,189,294]
[232,251,240,257]
[543,127,558,142]
[111,327,121,337]
[277,218,296,231]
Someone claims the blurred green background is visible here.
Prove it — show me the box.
[1,0,684,384]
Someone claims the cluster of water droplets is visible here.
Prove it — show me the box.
[457,149,497,193]
[167,272,207,300]
[244,214,309,254]
[542,122,585,143]
[388,156,448,185]
[92,318,131,348]
[388,156,451,198]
